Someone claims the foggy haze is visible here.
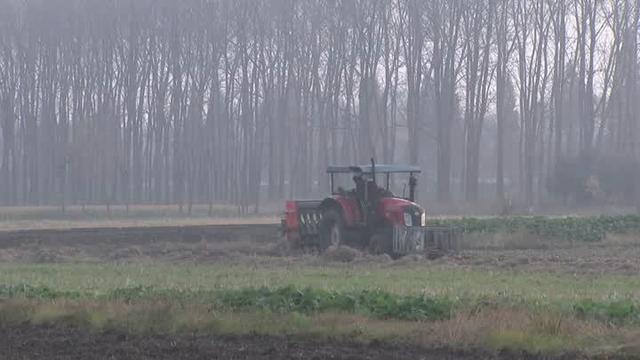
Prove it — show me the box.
[0,0,638,214]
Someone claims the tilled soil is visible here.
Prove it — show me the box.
[0,224,639,275]
[0,224,283,264]
[0,324,593,360]
[437,244,640,275]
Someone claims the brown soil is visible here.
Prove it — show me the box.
[438,242,640,275]
[0,224,639,275]
[0,224,282,263]
[0,323,597,360]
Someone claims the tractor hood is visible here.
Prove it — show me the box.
[378,197,426,227]
[379,197,424,212]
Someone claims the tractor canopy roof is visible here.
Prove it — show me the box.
[327,164,421,175]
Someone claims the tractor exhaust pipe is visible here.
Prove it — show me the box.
[409,173,417,202]
[370,158,376,185]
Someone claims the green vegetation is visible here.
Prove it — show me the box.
[2,263,639,302]
[3,283,639,324]
[574,299,640,323]
[0,301,370,339]
[0,284,452,321]
[486,330,574,354]
[1,262,639,355]
[2,283,639,324]
[1,263,639,323]
[2,300,623,355]
[431,215,640,242]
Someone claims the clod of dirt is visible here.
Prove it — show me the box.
[0,249,21,262]
[32,249,66,263]
[261,239,293,257]
[163,249,196,262]
[198,249,234,261]
[504,256,531,268]
[356,253,393,264]
[322,245,361,263]
[407,254,425,261]
[391,253,425,266]
[108,246,143,261]
[426,249,446,260]
[470,257,499,267]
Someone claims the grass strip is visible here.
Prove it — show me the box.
[3,263,638,302]
[2,300,635,356]
[1,284,638,324]
[431,215,640,242]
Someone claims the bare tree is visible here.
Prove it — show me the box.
[462,0,495,202]
[0,0,637,212]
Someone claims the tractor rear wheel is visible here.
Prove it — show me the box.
[368,228,393,256]
[318,209,345,251]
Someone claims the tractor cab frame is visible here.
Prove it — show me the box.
[327,163,420,199]
[326,162,421,227]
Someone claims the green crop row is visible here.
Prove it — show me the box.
[214,286,452,321]
[0,284,452,321]
[430,215,640,242]
[2,284,638,324]
[573,299,639,323]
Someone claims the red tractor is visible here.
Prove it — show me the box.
[282,160,460,257]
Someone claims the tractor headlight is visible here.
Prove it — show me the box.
[403,212,413,227]
[421,212,426,227]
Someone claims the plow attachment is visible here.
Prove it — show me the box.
[393,225,462,258]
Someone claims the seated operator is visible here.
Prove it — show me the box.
[353,175,365,199]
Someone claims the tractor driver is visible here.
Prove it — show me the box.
[353,175,383,215]
[352,175,368,219]
[353,175,365,200]
[353,174,386,202]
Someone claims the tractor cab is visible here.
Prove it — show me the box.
[328,163,420,198]
[326,162,422,226]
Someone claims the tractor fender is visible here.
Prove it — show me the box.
[319,196,361,227]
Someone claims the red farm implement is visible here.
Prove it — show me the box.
[282,160,461,258]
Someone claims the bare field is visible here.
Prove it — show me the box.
[0,204,279,232]
[0,217,279,232]
[1,223,639,277]
[1,223,639,359]
[2,323,593,360]
[0,210,278,233]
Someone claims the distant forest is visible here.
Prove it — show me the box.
[0,0,639,213]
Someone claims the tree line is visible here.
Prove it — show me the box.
[0,0,638,213]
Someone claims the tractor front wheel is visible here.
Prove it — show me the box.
[318,209,345,251]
